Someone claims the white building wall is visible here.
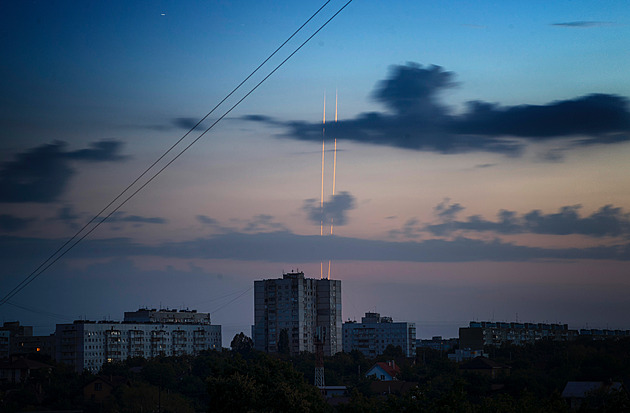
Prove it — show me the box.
[55,322,221,373]
[343,314,416,357]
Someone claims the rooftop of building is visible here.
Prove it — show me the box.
[132,308,198,313]
[468,321,571,330]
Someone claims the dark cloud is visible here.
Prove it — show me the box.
[421,203,630,238]
[97,212,167,225]
[55,205,80,230]
[2,231,630,265]
[0,214,35,232]
[240,114,279,123]
[388,218,422,239]
[172,117,202,130]
[64,140,127,162]
[434,199,464,221]
[303,191,356,227]
[453,94,630,139]
[552,21,612,28]
[0,140,127,203]
[196,215,220,226]
[244,63,630,156]
[373,63,456,117]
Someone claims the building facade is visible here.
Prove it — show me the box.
[253,271,342,356]
[460,321,578,349]
[417,336,458,352]
[343,312,416,358]
[55,309,221,373]
[0,321,54,359]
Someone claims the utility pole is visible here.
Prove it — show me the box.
[314,326,326,391]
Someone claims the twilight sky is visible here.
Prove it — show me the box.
[1,0,630,345]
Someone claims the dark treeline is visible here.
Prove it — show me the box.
[2,336,630,412]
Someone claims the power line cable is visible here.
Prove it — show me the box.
[0,0,353,306]
[0,0,333,306]
[210,287,253,315]
[5,301,75,321]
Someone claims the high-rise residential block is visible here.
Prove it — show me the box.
[253,271,341,356]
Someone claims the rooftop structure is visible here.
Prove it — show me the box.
[123,308,211,324]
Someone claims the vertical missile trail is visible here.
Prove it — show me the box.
[327,90,338,280]
[320,93,326,279]
[330,90,338,237]
[321,93,326,238]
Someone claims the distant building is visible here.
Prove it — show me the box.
[0,322,32,358]
[0,331,9,359]
[0,321,54,359]
[417,336,458,352]
[55,309,221,373]
[448,348,488,362]
[579,329,630,339]
[12,334,55,357]
[343,312,416,358]
[253,271,342,356]
[460,321,578,349]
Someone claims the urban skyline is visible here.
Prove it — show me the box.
[1,1,630,345]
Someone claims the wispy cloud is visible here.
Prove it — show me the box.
[392,201,630,239]
[552,21,613,28]
[96,211,167,226]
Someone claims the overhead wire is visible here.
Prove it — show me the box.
[209,287,253,315]
[5,301,75,321]
[0,0,354,306]
[0,0,333,306]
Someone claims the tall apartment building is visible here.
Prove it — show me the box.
[253,271,342,356]
[55,309,221,373]
[343,312,416,358]
[460,321,578,349]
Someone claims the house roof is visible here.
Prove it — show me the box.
[562,381,622,398]
[460,356,509,370]
[373,362,401,378]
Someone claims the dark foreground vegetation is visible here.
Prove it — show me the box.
[2,335,630,412]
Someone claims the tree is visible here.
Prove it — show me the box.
[231,332,254,354]
[382,344,403,358]
[278,329,290,355]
